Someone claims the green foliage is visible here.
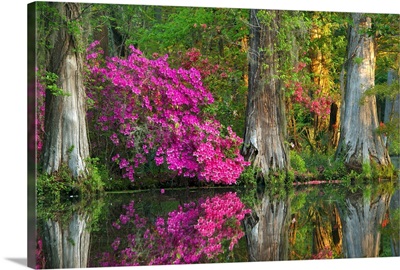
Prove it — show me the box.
[362,162,373,180]
[290,150,307,174]
[84,157,106,194]
[353,56,363,65]
[67,19,81,36]
[287,148,395,183]
[362,82,400,103]
[39,71,71,97]
[37,158,106,204]
[37,171,70,203]
[322,157,347,180]
[237,165,262,208]
[290,191,308,213]
[37,195,105,234]
[67,145,75,154]
[266,170,290,198]
[237,165,260,188]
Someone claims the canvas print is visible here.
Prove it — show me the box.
[27,1,400,269]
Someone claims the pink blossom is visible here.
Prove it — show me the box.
[85,43,249,184]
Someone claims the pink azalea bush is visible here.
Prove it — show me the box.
[287,62,333,119]
[95,192,251,266]
[86,41,249,184]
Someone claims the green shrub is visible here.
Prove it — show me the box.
[290,150,307,173]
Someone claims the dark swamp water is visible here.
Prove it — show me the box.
[36,179,400,269]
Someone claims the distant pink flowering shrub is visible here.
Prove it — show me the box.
[287,62,333,119]
[86,41,249,184]
[96,192,250,266]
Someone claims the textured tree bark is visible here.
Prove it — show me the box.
[336,13,390,168]
[337,190,391,258]
[244,194,290,261]
[241,9,288,175]
[41,2,89,179]
[42,212,91,268]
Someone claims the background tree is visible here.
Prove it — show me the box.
[336,13,390,169]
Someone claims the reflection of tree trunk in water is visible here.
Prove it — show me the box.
[42,212,90,268]
[331,206,343,255]
[311,205,342,255]
[389,178,400,256]
[244,195,290,261]
[312,210,330,253]
[338,191,391,258]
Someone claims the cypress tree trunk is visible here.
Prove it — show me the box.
[336,13,390,168]
[41,2,89,179]
[241,9,288,175]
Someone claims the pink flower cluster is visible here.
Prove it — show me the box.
[95,192,251,266]
[292,83,332,118]
[288,62,333,119]
[86,41,249,184]
[179,48,219,78]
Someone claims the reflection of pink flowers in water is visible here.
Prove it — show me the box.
[97,192,251,267]
[36,238,45,269]
[311,247,333,259]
